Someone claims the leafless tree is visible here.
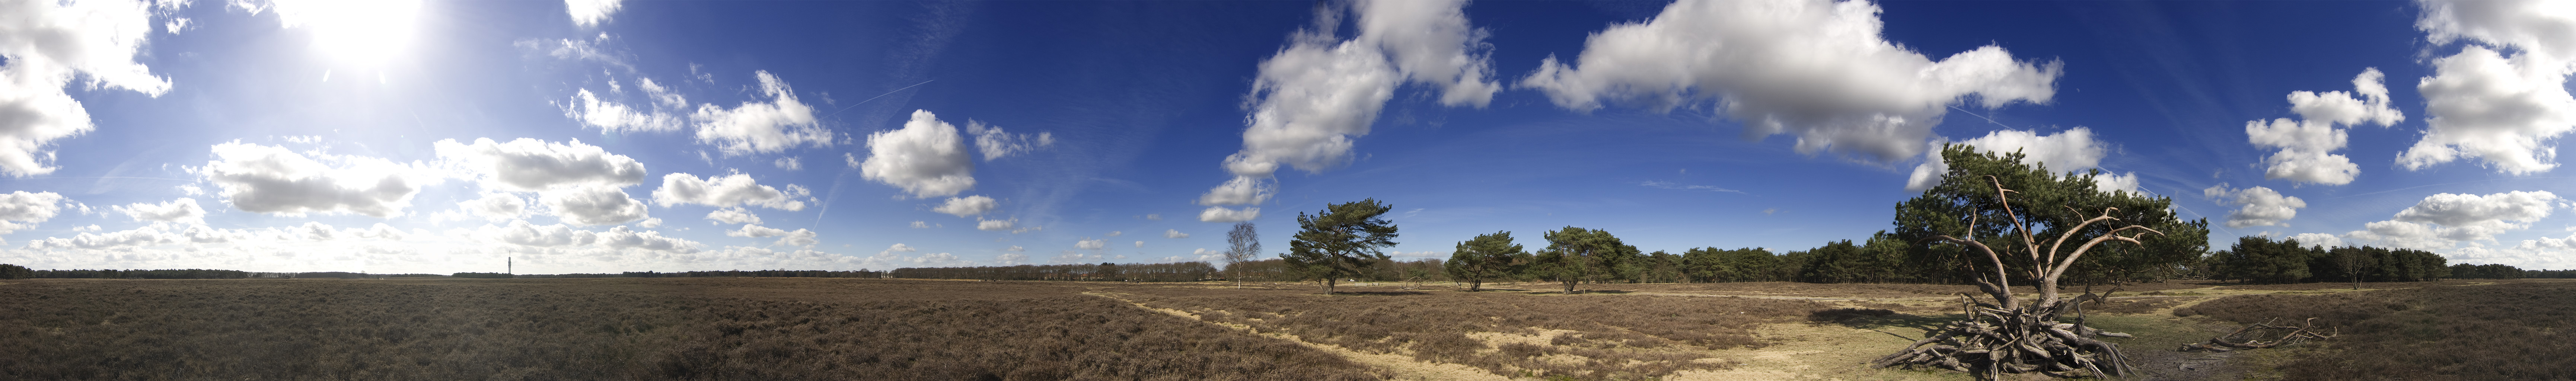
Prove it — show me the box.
[2336,247,2373,290]
[1225,222,1259,283]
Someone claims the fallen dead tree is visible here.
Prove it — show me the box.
[2178,317,2335,352]
[1875,176,2162,380]
[1879,294,2140,378]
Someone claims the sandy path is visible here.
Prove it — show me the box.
[1084,292,1512,381]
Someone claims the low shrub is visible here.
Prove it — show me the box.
[2188,281,2576,380]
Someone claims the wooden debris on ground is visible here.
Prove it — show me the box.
[2177,317,2334,352]
[1874,295,2136,380]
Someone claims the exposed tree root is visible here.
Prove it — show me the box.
[1875,296,2135,380]
[2177,318,2334,352]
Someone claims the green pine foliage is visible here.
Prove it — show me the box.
[1891,144,2210,286]
[1679,247,1788,282]
[1281,198,1401,293]
[1444,231,1529,291]
[2212,235,2451,283]
[1532,227,1643,293]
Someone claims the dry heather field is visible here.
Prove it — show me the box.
[3,277,2570,381]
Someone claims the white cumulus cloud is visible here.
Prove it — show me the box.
[691,71,829,155]
[2287,233,2345,249]
[198,142,436,218]
[0,190,67,234]
[435,138,647,192]
[25,224,181,250]
[907,252,970,266]
[1905,128,2134,194]
[1195,0,1499,215]
[964,119,1052,160]
[652,172,807,211]
[1198,176,1274,206]
[596,225,699,253]
[458,192,529,221]
[563,88,683,133]
[727,223,787,238]
[565,0,620,27]
[478,220,597,247]
[2401,1,2576,175]
[1165,229,1188,239]
[862,110,976,198]
[1217,0,1499,179]
[2455,230,2576,269]
[704,206,761,225]
[2389,190,2560,236]
[1355,0,1501,107]
[2343,190,2564,251]
[1522,0,2060,163]
[2245,68,2403,185]
[932,195,997,217]
[2203,184,2306,228]
[116,198,206,225]
[976,218,1014,231]
[0,0,172,177]
[1199,206,1259,222]
[722,223,814,247]
[1076,238,1106,250]
[539,185,649,226]
[1220,35,1394,178]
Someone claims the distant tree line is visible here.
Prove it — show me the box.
[498,269,888,279]
[891,262,1216,282]
[286,272,373,279]
[2447,263,2574,279]
[0,266,252,279]
[2521,268,2576,279]
[1223,258,1448,283]
[2209,236,2451,284]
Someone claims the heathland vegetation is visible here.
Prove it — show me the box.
[8,146,2575,380]
[0,278,1385,381]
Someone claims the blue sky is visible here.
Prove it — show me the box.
[3,0,2573,274]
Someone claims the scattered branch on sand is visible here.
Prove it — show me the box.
[2178,317,2335,352]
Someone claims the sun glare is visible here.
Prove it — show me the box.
[270,0,425,70]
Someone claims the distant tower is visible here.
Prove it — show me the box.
[507,257,513,275]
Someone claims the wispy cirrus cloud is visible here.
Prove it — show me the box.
[1639,180,1750,195]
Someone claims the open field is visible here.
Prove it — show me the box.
[0,278,1381,381]
[4,278,2569,380]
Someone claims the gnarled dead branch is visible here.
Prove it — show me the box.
[1878,176,2162,380]
[2177,318,2336,352]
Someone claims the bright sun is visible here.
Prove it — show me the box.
[270,0,425,70]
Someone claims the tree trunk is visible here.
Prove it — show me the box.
[1878,177,2160,380]
[1469,279,1482,291]
[1325,278,1336,294]
[1562,278,1576,294]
